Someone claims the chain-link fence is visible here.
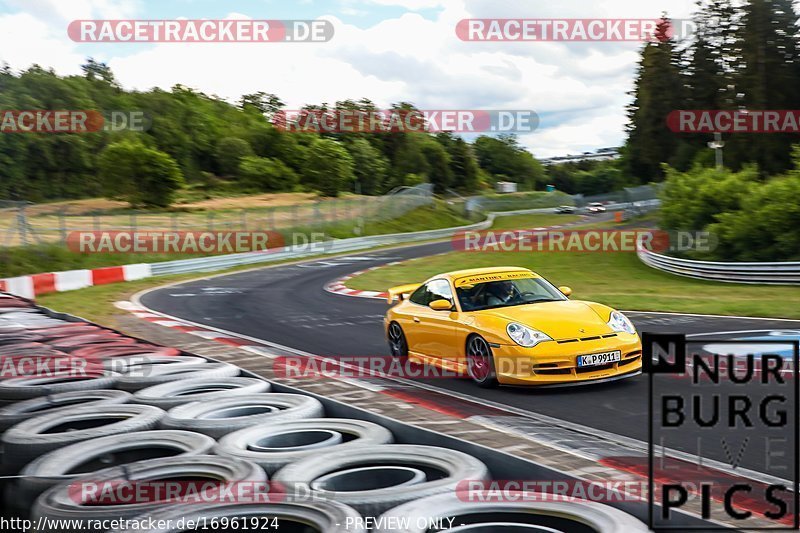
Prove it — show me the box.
[574,183,663,207]
[0,182,664,248]
[466,184,662,215]
[0,185,434,248]
[466,190,574,213]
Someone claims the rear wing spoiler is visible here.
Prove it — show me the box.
[387,283,421,304]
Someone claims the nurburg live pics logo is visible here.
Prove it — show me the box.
[643,332,800,530]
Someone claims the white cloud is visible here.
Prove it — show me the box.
[0,13,85,74]
[361,0,450,9]
[4,0,139,23]
[0,0,700,156]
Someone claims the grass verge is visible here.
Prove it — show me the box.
[346,220,800,320]
[36,273,204,328]
[489,213,581,230]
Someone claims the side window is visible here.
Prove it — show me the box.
[409,284,432,306]
[428,280,453,303]
[408,280,452,306]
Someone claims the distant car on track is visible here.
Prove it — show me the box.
[587,202,606,213]
[384,267,642,387]
[555,205,576,214]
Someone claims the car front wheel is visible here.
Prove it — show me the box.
[466,335,498,388]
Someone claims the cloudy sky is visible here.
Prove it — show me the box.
[0,0,698,157]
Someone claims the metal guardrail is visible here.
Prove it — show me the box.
[149,202,657,277]
[637,247,800,285]
[149,209,507,276]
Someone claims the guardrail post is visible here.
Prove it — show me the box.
[17,205,27,246]
[58,208,67,243]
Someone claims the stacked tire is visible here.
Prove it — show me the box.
[0,293,647,532]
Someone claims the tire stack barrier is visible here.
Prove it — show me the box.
[0,291,708,532]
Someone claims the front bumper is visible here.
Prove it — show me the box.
[491,334,642,386]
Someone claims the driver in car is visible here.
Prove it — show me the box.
[486,281,517,307]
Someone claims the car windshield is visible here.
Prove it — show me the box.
[456,277,567,311]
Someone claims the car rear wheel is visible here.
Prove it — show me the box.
[466,335,497,388]
[387,322,408,358]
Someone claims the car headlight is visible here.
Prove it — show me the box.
[507,323,552,348]
[607,311,636,335]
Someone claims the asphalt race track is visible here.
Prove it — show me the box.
[142,239,800,479]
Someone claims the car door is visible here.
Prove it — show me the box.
[403,279,457,359]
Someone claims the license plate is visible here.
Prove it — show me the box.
[577,350,621,367]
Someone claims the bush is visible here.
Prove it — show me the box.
[301,139,355,197]
[660,148,800,261]
[659,164,758,233]
[710,173,800,261]
[215,137,254,176]
[98,139,184,208]
[238,156,298,192]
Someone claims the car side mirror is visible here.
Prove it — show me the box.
[429,299,453,311]
[558,286,572,297]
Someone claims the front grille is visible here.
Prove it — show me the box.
[536,368,572,375]
[576,362,615,374]
[557,333,617,344]
[620,354,642,367]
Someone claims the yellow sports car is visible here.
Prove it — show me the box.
[384,266,642,387]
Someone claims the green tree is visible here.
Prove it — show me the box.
[301,139,355,196]
[388,134,430,190]
[215,137,253,176]
[624,17,685,182]
[98,139,183,207]
[711,173,800,260]
[473,135,545,189]
[659,163,758,232]
[438,134,480,192]
[734,0,800,175]
[239,92,284,117]
[421,141,453,193]
[238,156,298,192]
[345,138,389,195]
[691,0,739,108]
[81,58,118,86]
